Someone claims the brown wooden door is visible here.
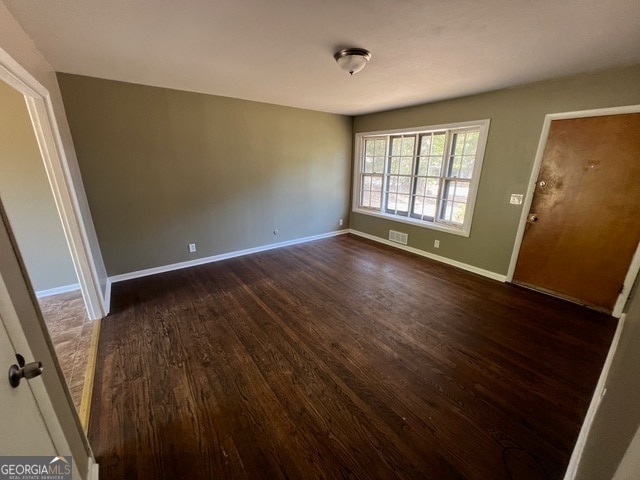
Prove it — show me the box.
[513,113,640,313]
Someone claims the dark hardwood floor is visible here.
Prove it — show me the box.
[89,234,616,479]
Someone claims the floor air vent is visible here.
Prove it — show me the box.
[389,230,408,245]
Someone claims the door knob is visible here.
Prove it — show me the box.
[8,353,43,388]
[527,213,539,223]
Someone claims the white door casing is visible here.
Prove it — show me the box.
[0,45,107,320]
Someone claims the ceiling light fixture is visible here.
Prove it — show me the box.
[334,48,371,76]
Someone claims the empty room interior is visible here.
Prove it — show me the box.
[0,1,639,479]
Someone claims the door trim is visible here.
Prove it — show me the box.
[506,104,640,318]
[0,46,107,319]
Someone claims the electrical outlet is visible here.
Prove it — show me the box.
[339,218,344,226]
[434,240,440,248]
[510,194,524,205]
[188,243,196,253]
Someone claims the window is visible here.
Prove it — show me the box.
[354,120,490,236]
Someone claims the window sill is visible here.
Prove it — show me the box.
[352,207,471,237]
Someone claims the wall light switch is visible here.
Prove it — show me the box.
[510,194,524,205]
[188,243,196,253]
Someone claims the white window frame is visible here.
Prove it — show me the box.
[352,119,490,237]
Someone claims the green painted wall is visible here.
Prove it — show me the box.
[57,74,352,276]
[353,64,640,275]
[0,80,77,291]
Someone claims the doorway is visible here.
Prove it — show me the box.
[0,79,96,416]
[0,46,107,431]
[508,105,640,317]
[0,48,107,321]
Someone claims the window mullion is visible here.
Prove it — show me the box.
[409,134,420,217]
[436,130,453,223]
[381,135,391,213]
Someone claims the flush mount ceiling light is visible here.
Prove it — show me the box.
[334,48,371,75]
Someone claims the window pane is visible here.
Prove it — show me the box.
[399,157,413,175]
[389,157,400,175]
[452,202,466,224]
[432,133,445,155]
[448,155,462,177]
[361,191,371,207]
[439,186,468,224]
[365,139,375,157]
[364,156,374,173]
[440,199,453,222]
[423,198,436,219]
[464,131,479,155]
[428,157,442,177]
[402,136,415,156]
[412,195,423,215]
[375,139,387,156]
[417,157,428,176]
[391,137,403,155]
[397,194,410,213]
[426,178,440,197]
[398,176,412,195]
[442,179,456,201]
[452,132,464,156]
[388,176,398,193]
[387,192,398,210]
[415,177,427,196]
[459,156,474,179]
[360,172,383,210]
[454,181,469,203]
[419,134,432,156]
[370,190,382,209]
[374,157,385,173]
[441,180,469,203]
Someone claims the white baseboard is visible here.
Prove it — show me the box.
[109,229,350,285]
[35,283,81,298]
[88,458,99,480]
[563,313,626,480]
[103,280,112,315]
[348,229,507,282]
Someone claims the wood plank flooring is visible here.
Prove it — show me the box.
[89,234,616,479]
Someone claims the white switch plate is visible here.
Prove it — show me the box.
[434,240,440,248]
[510,194,524,205]
[188,243,196,253]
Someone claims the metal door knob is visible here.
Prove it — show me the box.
[527,214,539,223]
[8,354,43,388]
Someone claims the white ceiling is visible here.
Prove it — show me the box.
[3,0,640,115]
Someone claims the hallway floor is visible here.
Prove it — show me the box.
[39,290,91,410]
